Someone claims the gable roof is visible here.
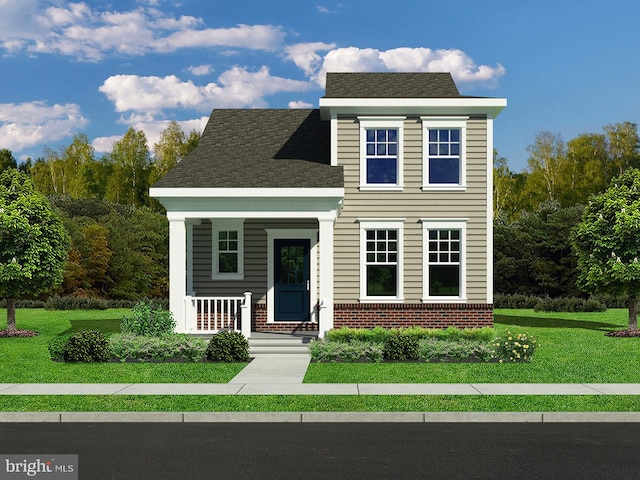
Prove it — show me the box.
[324,72,461,98]
[152,109,343,189]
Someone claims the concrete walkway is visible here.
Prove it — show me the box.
[2,382,640,396]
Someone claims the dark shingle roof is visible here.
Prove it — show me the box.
[153,109,343,189]
[324,72,461,98]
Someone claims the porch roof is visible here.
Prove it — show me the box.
[152,109,343,190]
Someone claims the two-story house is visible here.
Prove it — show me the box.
[150,72,506,337]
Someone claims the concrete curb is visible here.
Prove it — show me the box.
[3,412,640,423]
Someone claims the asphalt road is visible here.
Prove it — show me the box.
[1,422,639,479]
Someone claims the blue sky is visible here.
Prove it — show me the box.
[0,0,638,172]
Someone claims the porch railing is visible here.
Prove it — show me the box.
[185,292,252,337]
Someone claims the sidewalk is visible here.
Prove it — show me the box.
[2,355,640,422]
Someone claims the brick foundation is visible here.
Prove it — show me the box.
[252,304,319,333]
[250,302,492,333]
[333,303,493,329]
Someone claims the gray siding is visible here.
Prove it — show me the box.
[334,115,489,303]
[192,219,318,304]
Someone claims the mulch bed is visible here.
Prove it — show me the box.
[605,330,640,337]
[0,329,40,338]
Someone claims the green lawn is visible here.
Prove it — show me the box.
[0,309,246,383]
[303,309,639,383]
[2,307,640,412]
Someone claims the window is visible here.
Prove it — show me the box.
[212,220,244,280]
[422,219,467,302]
[359,117,405,190]
[421,117,468,190]
[359,219,404,301]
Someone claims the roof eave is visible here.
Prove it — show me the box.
[319,97,507,120]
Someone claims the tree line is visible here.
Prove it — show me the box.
[1,121,200,301]
[494,121,640,298]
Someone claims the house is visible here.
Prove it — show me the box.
[149,72,506,337]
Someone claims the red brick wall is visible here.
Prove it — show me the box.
[333,303,493,329]
[249,302,492,333]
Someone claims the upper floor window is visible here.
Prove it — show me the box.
[359,117,405,191]
[421,117,468,190]
[212,219,245,280]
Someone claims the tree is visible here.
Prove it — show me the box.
[0,149,17,172]
[0,169,69,334]
[572,168,640,331]
[106,128,152,207]
[526,131,566,204]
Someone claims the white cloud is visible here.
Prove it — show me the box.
[0,2,285,61]
[187,64,213,76]
[0,101,88,152]
[307,46,506,87]
[99,66,314,113]
[91,135,123,154]
[285,42,335,78]
[288,101,313,109]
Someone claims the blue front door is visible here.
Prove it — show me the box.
[274,239,310,321]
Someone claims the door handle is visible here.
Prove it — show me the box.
[306,280,310,291]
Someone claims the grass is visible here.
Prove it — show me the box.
[0,309,246,383]
[303,309,639,383]
[1,395,640,412]
[2,307,640,412]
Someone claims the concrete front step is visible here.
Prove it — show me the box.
[248,335,312,355]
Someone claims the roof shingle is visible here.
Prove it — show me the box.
[323,72,461,98]
[152,109,343,189]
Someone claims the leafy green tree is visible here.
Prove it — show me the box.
[0,170,69,334]
[604,121,640,179]
[572,168,640,331]
[0,149,17,172]
[526,131,566,205]
[106,128,151,207]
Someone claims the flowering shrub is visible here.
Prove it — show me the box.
[494,331,538,362]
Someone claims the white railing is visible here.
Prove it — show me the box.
[185,292,252,337]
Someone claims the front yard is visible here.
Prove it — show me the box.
[304,309,638,384]
[2,307,640,412]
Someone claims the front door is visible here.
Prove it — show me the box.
[274,239,310,321]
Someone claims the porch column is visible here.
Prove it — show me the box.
[169,215,188,333]
[318,217,335,338]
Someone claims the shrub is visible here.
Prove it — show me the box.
[309,340,383,362]
[109,333,207,362]
[419,339,495,362]
[121,301,176,337]
[533,297,606,313]
[63,330,111,362]
[383,331,420,361]
[45,296,108,310]
[206,331,250,362]
[494,294,544,309]
[48,334,72,360]
[493,331,538,363]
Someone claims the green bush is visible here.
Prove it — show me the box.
[121,301,176,337]
[63,330,111,363]
[45,296,109,310]
[48,335,72,360]
[383,331,420,361]
[493,331,538,363]
[109,333,207,362]
[309,340,383,362]
[419,339,495,362]
[494,294,544,309]
[206,331,250,362]
[326,326,495,343]
[534,297,606,313]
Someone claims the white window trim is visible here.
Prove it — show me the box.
[211,219,245,280]
[358,218,405,303]
[358,117,405,191]
[421,116,468,191]
[421,218,467,303]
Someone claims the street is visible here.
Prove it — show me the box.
[1,422,638,479]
